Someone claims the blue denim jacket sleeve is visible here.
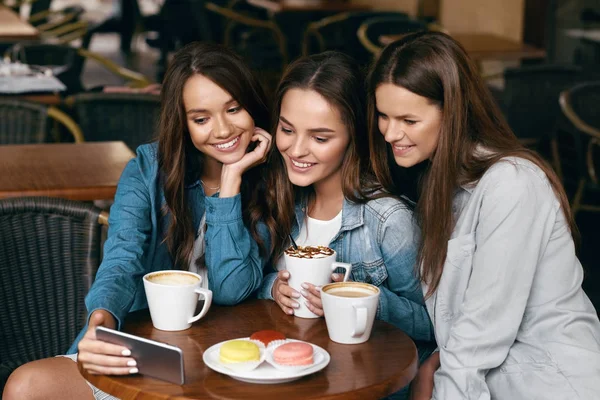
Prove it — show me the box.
[378,206,434,342]
[85,155,153,331]
[204,194,267,305]
[257,271,278,300]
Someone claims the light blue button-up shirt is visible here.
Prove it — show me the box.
[428,157,600,399]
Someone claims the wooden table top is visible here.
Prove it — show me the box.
[379,33,546,61]
[246,0,372,13]
[0,5,39,41]
[0,141,134,201]
[83,300,418,400]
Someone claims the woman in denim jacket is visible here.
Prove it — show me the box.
[255,52,434,367]
[5,43,272,400]
[368,32,600,400]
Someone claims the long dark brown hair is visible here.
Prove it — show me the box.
[367,32,577,297]
[254,51,374,263]
[158,42,270,269]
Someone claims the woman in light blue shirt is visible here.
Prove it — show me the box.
[368,31,600,399]
[254,52,434,383]
[5,42,272,400]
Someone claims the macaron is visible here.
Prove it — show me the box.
[272,342,314,366]
[249,330,286,346]
[219,340,260,364]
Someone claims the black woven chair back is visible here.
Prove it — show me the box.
[362,16,428,48]
[567,81,600,131]
[0,99,48,144]
[307,11,409,67]
[6,43,84,94]
[71,92,161,151]
[0,197,102,390]
[503,64,584,142]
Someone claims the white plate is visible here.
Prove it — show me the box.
[203,338,330,384]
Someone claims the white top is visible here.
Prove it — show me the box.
[426,157,600,400]
[275,210,342,271]
[189,213,209,289]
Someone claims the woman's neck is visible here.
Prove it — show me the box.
[201,156,222,194]
[308,171,344,220]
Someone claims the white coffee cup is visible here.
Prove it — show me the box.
[143,270,213,331]
[284,249,352,319]
[321,282,380,344]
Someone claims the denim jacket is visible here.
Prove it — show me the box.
[257,195,434,342]
[68,143,265,353]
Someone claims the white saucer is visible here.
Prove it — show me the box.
[203,338,330,384]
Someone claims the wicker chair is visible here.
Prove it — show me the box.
[0,197,107,392]
[0,99,83,144]
[302,11,409,66]
[559,81,600,216]
[67,92,160,151]
[357,15,429,56]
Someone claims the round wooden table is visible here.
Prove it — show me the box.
[82,299,418,399]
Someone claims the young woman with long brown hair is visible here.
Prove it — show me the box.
[368,31,600,399]
[255,52,434,386]
[4,42,272,400]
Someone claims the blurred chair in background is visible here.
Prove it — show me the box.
[0,98,83,144]
[559,81,600,216]
[357,15,429,56]
[66,91,160,151]
[500,64,584,176]
[302,11,409,67]
[0,196,106,393]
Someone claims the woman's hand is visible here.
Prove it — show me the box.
[409,351,440,400]
[219,127,272,197]
[272,270,301,315]
[77,310,138,375]
[302,273,347,316]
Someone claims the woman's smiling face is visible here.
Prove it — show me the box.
[183,74,255,165]
[375,83,442,167]
[276,88,350,189]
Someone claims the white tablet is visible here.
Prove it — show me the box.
[95,326,185,385]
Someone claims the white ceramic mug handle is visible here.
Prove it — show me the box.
[331,261,352,281]
[352,305,367,337]
[188,288,213,323]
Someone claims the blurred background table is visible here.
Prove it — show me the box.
[0,141,134,201]
[83,299,418,400]
[379,32,546,62]
[0,4,39,42]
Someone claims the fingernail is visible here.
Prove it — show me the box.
[332,273,341,280]
[291,302,300,308]
[127,360,137,367]
[300,289,308,297]
[301,283,309,289]
[283,272,290,278]
[287,309,294,315]
[291,291,301,298]
[121,349,131,356]
[129,368,139,374]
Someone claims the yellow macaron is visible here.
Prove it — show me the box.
[219,340,260,363]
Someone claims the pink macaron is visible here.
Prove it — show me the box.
[272,342,314,366]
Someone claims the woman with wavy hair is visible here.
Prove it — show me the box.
[5,42,272,400]
[255,52,434,384]
[367,31,600,399]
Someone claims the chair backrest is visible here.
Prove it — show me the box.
[70,92,161,151]
[303,11,409,66]
[357,16,428,55]
[0,197,103,382]
[0,99,48,144]
[502,64,585,141]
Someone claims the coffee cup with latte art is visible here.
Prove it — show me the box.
[143,270,213,331]
[284,245,352,319]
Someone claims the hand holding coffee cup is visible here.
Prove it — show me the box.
[143,270,213,331]
[321,282,380,344]
[282,245,352,319]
